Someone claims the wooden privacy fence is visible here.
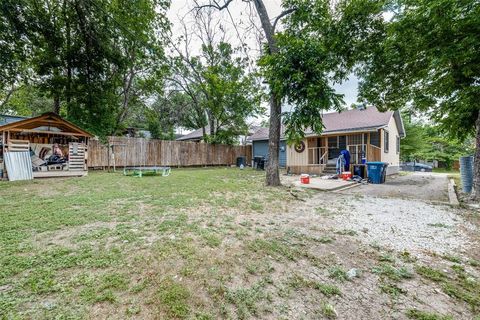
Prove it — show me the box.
[87,137,252,168]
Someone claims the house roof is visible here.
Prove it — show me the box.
[250,127,270,141]
[0,112,93,137]
[176,126,208,141]
[251,107,405,141]
[176,125,261,142]
[0,114,28,126]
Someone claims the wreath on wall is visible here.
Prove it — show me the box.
[294,141,305,153]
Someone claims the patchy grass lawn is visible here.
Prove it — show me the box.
[0,169,294,319]
[0,168,478,319]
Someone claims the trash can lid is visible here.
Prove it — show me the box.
[366,162,389,165]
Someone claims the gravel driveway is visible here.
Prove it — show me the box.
[309,172,476,257]
[282,171,479,319]
[329,197,475,255]
[344,172,449,202]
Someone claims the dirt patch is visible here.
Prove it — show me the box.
[32,221,119,250]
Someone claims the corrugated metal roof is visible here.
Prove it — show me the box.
[0,114,28,126]
[4,151,33,181]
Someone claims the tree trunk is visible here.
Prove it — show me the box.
[472,111,480,201]
[195,0,285,185]
[53,94,60,114]
[254,0,281,186]
[207,110,215,138]
[209,119,215,136]
[64,0,72,116]
[266,94,282,186]
[0,85,16,109]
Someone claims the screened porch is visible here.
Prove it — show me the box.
[305,131,382,166]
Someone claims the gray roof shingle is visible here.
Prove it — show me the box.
[176,126,210,141]
[251,107,397,141]
[177,125,262,141]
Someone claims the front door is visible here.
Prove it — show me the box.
[347,134,368,164]
[327,136,347,161]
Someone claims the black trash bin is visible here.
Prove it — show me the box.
[236,156,246,167]
[257,157,266,170]
[353,164,366,179]
[253,156,264,170]
[381,164,388,183]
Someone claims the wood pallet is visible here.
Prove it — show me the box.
[68,143,86,171]
[8,139,30,152]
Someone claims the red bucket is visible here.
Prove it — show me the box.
[341,171,352,180]
[300,174,310,184]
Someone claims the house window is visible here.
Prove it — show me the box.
[370,131,380,147]
[384,130,389,153]
[396,136,400,154]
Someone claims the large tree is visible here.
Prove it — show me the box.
[168,41,263,144]
[0,0,170,137]
[167,8,263,145]
[196,0,383,185]
[193,0,288,185]
[357,0,480,199]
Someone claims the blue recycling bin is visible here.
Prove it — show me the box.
[366,162,389,184]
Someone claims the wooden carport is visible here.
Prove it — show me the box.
[0,113,93,179]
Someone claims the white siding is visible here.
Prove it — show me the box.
[286,139,308,166]
[381,116,401,174]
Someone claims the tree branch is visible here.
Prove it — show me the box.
[272,8,296,32]
[0,85,17,110]
[193,0,235,12]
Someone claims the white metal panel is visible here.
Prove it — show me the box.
[4,151,33,181]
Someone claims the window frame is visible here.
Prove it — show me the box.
[384,130,389,153]
[396,136,400,154]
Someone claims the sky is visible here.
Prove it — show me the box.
[167,0,360,126]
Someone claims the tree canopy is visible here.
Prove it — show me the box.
[259,0,386,143]
[1,0,170,137]
[400,115,474,169]
[358,0,479,140]
[166,7,264,145]
[355,0,480,197]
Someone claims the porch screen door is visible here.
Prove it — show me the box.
[347,134,366,164]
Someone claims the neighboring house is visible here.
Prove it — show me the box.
[251,127,287,168]
[0,114,28,126]
[252,107,405,175]
[176,127,208,142]
[177,125,259,145]
[123,128,183,140]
